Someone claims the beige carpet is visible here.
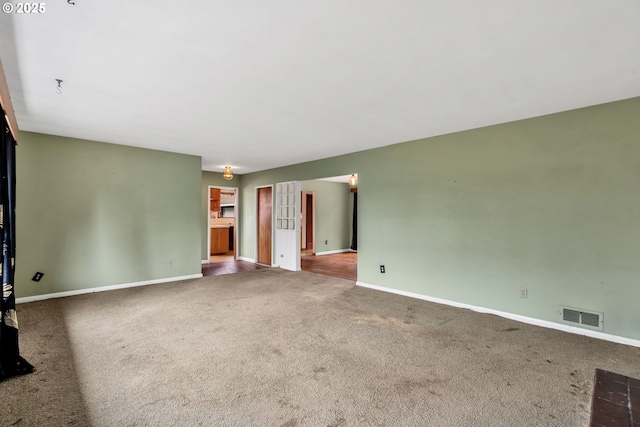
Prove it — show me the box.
[3,269,639,426]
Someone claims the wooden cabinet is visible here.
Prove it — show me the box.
[210,227,229,254]
[210,188,221,213]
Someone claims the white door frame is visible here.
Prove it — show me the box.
[208,185,239,262]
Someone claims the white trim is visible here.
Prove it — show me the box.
[208,185,239,260]
[316,249,352,256]
[201,259,210,264]
[237,256,255,263]
[16,274,203,304]
[356,281,640,349]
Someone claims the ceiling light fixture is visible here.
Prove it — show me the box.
[223,166,233,180]
[349,174,358,186]
[55,79,63,94]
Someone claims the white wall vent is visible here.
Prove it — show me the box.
[559,306,604,331]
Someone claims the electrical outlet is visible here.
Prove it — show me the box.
[520,288,528,298]
[167,259,173,266]
[380,265,385,273]
[32,272,44,282]
[325,240,328,245]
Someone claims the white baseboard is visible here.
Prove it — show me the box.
[356,281,640,349]
[201,259,209,264]
[315,249,351,256]
[237,256,255,263]
[16,274,203,304]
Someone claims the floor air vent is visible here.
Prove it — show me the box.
[560,306,603,331]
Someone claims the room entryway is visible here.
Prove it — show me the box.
[299,174,358,281]
[301,191,315,254]
[209,186,238,263]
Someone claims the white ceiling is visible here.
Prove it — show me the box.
[1,1,639,174]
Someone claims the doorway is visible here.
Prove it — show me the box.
[209,186,238,263]
[298,174,358,280]
[301,191,315,257]
[256,186,273,266]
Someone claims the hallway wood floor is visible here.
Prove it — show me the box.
[301,251,357,281]
[202,252,357,281]
[202,260,268,277]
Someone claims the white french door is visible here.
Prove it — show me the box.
[274,181,301,271]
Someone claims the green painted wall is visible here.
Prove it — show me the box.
[239,97,640,341]
[301,180,351,253]
[16,132,202,298]
[201,171,242,261]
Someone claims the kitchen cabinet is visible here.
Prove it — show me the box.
[210,188,221,213]
[210,227,229,254]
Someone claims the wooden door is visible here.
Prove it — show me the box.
[257,187,272,265]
